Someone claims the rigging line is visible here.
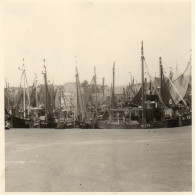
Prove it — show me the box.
[62,92,74,107]
[136,59,141,84]
[61,91,67,109]
[145,72,165,108]
[17,70,24,107]
[24,71,30,105]
[171,60,191,83]
[77,72,87,119]
[166,76,188,107]
[5,92,14,100]
[144,58,154,80]
[19,70,24,90]
[89,77,95,85]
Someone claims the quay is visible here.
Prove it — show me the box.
[5,126,191,192]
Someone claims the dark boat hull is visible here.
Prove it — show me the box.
[96,121,140,129]
[181,114,191,126]
[55,121,74,129]
[96,118,179,129]
[12,116,31,128]
[40,120,57,128]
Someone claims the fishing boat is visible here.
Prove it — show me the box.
[75,67,93,128]
[96,61,143,129]
[10,59,31,128]
[28,74,43,128]
[96,42,191,129]
[39,59,57,128]
[55,87,75,129]
[167,56,192,126]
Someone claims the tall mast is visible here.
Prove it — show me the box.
[102,77,105,103]
[75,56,79,118]
[59,88,62,109]
[75,66,87,121]
[94,67,98,115]
[159,57,163,100]
[113,62,115,98]
[112,61,115,108]
[75,67,80,118]
[110,82,112,105]
[141,41,145,123]
[18,58,26,118]
[35,74,38,107]
[23,59,26,118]
[42,59,48,111]
[129,82,130,101]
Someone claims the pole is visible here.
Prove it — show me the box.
[24,71,30,117]
[59,88,62,109]
[112,62,115,108]
[94,67,98,116]
[7,82,9,107]
[102,77,105,103]
[129,72,131,101]
[75,67,79,119]
[141,41,145,123]
[43,59,48,112]
[23,59,26,118]
[35,74,38,107]
[74,111,76,128]
[159,57,163,99]
[129,82,130,101]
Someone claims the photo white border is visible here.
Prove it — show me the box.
[0,0,194,194]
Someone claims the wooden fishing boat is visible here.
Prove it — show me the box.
[96,42,187,129]
[11,59,32,128]
[75,67,93,128]
[39,60,57,128]
[55,110,75,129]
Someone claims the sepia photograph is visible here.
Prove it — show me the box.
[3,0,192,192]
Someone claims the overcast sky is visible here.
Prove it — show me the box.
[4,2,191,87]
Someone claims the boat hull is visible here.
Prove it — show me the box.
[12,116,31,128]
[96,118,179,129]
[40,120,57,128]
[96,121,140,129]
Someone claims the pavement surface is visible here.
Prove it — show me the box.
[5,126,192,192]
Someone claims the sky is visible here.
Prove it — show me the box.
[4,2,191,87]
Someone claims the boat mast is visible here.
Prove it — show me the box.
[112,61,115,108]
[18,59,26,118]
[59,88,62,109]
[141,41,145,123]
[102,77,105,103]
[75,67,79,118]
[23,59,26,118]
[42,59,48,112]
[75,56,79,118]
[35,74,38,107]
[110,82,112,105]
[159,57,163,100]
[94,67,98,115]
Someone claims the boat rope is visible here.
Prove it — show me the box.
[166,76,188,107]
[144,59,166,108]
[144,71,165,108]
[135,59,141,84]
[24,71,30,106]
